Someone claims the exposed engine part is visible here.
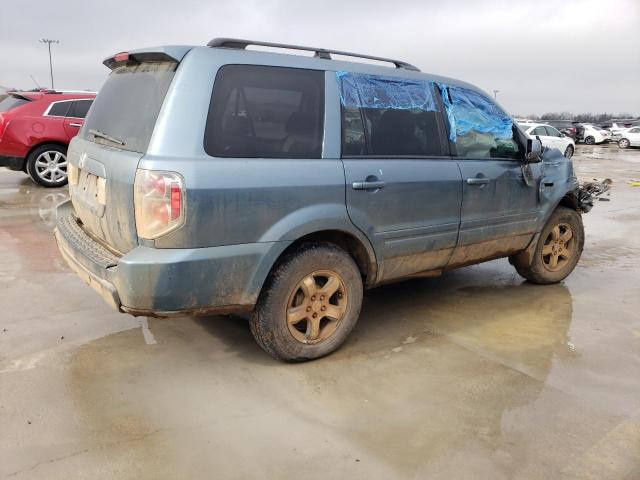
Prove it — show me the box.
[578,178,613,212]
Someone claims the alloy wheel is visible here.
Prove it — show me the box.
[541,223,575,272]
[35,150,67,183]
[286,270,348,344]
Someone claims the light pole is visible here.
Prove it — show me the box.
[39,39,59,89]
[493,89,500,100]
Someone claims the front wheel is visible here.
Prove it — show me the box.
[618,138,630,149]
[513,207,584,284]
[564,145,574,158]
[250,243,363,361]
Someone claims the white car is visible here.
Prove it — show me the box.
[519,122,576,158]
[617,126,640,148]
[581,125,611,145]
[610,122,632,139]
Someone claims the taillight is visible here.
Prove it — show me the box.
[134,169,185,239]
[0,114,8,139]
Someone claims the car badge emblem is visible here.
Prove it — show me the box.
[79,152,87,169]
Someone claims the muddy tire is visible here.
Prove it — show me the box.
[564,145,574,158]
[26,144,68,188]
[514,207,584,284]
[250,243,363,361]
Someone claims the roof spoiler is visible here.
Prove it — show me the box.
[207,38,420,72]
[103,46,192,70]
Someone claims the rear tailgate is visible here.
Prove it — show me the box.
[68,48,189,253]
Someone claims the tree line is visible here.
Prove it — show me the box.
[519,112,638,122]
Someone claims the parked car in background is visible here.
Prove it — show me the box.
[544,120,580,141]
[581,124,611,145]
[0,90,96,187]
[55,39,590,361]
[617,126,640,148]
[519,122,576,158]
[609,122,633,139]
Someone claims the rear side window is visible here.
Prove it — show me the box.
[338,72,447,157]
[67,99,93,119]
[47,101,72,117]
[0,96,31,112]
[82,62,176,153]
[205,65,324,158]
[545,126,561,137]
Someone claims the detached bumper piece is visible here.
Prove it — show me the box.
[578,178,612,212]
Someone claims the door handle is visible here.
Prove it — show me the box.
[466,177,490,186]
[352,180,386,190]
[69,123,83,127]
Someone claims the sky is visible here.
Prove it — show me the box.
[1,0,638,116]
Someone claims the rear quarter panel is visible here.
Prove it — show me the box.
[141,48,363,250]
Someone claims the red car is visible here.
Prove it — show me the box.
[0,90,96,187]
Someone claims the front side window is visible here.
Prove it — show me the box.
[47,101,72,117]
[67,99,93,119]
[440,85,521,160]
[337,72,446,157]
[531,126,547,136]
[205,65,324,158]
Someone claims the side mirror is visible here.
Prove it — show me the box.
[560,132,566,137]
[526,137,543,163]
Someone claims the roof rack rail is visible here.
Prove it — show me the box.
[207,38,420,72]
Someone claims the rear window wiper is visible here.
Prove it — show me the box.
[89,129,124,146]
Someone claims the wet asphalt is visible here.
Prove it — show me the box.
[1,145,639,479]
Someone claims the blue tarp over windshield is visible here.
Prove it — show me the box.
[336,71,438,112]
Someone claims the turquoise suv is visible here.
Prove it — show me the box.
[54,39,591,361]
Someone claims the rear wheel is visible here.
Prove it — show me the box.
[564,145,574,158]
[26,144,68,188]
[584,136,595,145]
[618,138,630,149]
[250,243,363,361]
[513,207,584,284]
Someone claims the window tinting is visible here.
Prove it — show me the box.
[342,107,366,155]
[0,96,31,112]
[205,65,324,158]
[342,107,446,156]
[47,101,72,117]
[67,99,93,119]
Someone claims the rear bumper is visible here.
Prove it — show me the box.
[54,200,286,317]
[0,155,25,170]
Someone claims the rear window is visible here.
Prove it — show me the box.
[204,65,324,158]
[82,62,176,153]
[0,95,31,113]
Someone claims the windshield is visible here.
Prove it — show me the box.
[82,61,176,153]
[0,95,31,113]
